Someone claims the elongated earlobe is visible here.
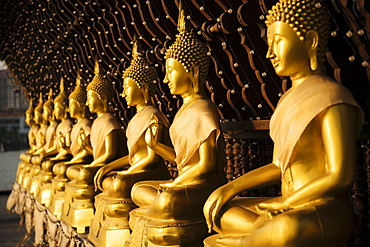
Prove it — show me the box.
[102,95,109,112]
[310,55,318,71]
[143,83,149,104]
[191,65,200,93]
[306,30,319,71]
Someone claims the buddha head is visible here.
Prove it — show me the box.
[43,88,54,123]
[25,99,35,126]
[54,78,69,120]
[122,34,157,106]
[34,93,44,125]
[86,59,114,114]
[164,2,210,95]
[69,71,88,119]
[265,0,330,76]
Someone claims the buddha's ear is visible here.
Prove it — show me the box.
[102,94,109,112]
[190,65,200,93]
[306,30,319,71]
[142,83,149,104]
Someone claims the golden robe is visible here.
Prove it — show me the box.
[270,75,364,175]
[69,118,92,156]
[90,113,123,159]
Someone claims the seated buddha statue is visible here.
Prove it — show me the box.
[20,93,46,188]
[27,88,60,195]
[8,99,40,213]
[17,99,39,184]
[35,78,74,206]
[49,72,93,218]
[203,1,364,246]
[88,35,171,247]
[61,60,128,233]
[127,4,226,247]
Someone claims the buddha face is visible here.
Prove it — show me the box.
[122,77,144,107]
[34,111,43,124]
[25,112,33,125]
[87,90,104,113]
[54,103,66,120]
[164,58,193,95]
[266,21,310,78]
[42,107,52,122]
[69,99,82,118]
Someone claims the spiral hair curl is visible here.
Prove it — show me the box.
[266,0,330,63]
[123,35,157,96]
[69,71,87,107]
[86,59,114,101]
[164,2,210,84]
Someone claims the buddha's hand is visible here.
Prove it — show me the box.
[216,235,245,247]
[59,132,66,148]
[158,182,175,192]
[257,198,291,218]
[78,127,89,148]
[40,132,46,146]
[145,114,160,147]
[94,166,109,191]
[204,186,234,233]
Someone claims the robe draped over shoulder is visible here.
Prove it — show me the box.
[170,98,225,175]
[90,113,123,159]
[126,105,169,161]
[70,118,92,156]
[270,75,364,175]
[55,119,73,152]
[44,121,58,151]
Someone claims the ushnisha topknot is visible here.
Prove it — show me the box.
[69,71,87,107]
[164,1,210,84]
[86,59,114,101]
[35,92,44,114]
[123,34,157,96]
[43,88,54,110]
[265,0,331,63]
[54,78,68,107]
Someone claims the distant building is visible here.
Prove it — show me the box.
[0,69,29,151]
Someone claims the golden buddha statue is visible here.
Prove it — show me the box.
[19,93,46,188]
[49,72,93,219]
[203,1,364,246]
[17,99,39,184]
[61,60,128,233]
[35,78,73,206]
[127,4,226,246]
[28,88,60,195]
[88,35,171,247]
[23,89,59,193]
[27,87,61,195]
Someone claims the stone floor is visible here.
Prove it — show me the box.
[0,217,34,247]
[0,189,34,247]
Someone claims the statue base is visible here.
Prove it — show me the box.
[48,177,69,219]
[35,183,52,206]
[89,227,130,247]
[128,209,208,246]
[48,191,65,219]
[88,194,137,246]
[21,172,31,190]
[28,177,39,195]
[61,182,96,233]
[203,234,219,247]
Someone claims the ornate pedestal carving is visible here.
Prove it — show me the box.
[88,194,137,247]
[127,209,207,247]
[61,182,96,233]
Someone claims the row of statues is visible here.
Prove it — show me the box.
[13,0,364,246]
